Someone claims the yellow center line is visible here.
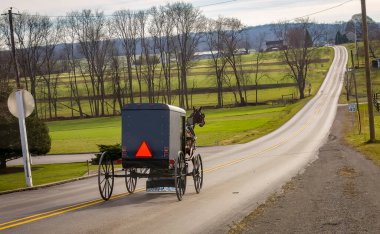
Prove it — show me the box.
[0,188,145,231]
[204,100,326,173]
[0,97,328,231]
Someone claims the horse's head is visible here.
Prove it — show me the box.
[191,106,205,127]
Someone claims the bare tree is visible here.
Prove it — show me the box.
[149,6,174,104]
[220,17,246,105]
[69,10,112,116]
[136,10,159,103]
[12,14,49,114]
[61,16,85,118]
[113,10,136,104]
[108,41,123,114]
[0,17,13,86]
[168,2,205,109]
[273,18,321,99]
[40,17,62,119]
[252,32,267,105]
[205,18,228,108]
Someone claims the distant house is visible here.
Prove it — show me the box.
[235,48,248,55]
[193,51,219,60]
[265,40,287,51]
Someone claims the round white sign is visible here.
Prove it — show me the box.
[7,89,35,118]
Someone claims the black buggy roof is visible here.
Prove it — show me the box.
[122,103,186,114]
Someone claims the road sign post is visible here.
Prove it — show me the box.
[348,103,357,133]
[16,91,33,187]
[8,90,35,188]
[348,103,357,113]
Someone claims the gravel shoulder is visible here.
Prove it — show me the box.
[231,106,380,233]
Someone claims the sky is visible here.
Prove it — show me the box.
[1,0,379,26]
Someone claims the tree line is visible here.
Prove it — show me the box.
[0,2,327,119]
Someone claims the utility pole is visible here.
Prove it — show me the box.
[360,0,376,142]
[2,7,21,88]
[351,50,361,134]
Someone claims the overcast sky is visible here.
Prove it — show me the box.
[1,0,379,26]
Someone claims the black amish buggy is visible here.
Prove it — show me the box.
[97,103,204,201]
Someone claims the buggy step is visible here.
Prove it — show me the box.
[146,177,176,193]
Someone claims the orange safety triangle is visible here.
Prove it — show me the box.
[135,141,152,158]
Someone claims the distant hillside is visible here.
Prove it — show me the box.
[46,20,379,60]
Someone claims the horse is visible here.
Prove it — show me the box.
[185,107,205,157]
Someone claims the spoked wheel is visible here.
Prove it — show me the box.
[98,152,114,201]
[174,152,187,201]
[192,154,203,194]
[125,168,137,193]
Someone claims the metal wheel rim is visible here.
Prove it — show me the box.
[175,153,186,201]
[193,154,203,193]
[125,168,137,193]
[98,152,114,201]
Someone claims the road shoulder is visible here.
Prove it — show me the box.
[230,106,380,233]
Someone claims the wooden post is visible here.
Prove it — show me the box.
[360,0,376,142]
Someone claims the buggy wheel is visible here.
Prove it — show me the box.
[174,152,187,201]
[193,154,203,194]
[98,152,114,201]
[125,168,137,193]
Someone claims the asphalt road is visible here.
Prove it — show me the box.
[0,46,348,234]
[7,146,232,166]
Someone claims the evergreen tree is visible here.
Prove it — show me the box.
[305,29,313,47]
[0,88,51,169]
[335,31,342,44]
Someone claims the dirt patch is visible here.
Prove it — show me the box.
[337,166,357,178]
[230,106,380,233]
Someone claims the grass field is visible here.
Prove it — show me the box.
[48,98,311,154]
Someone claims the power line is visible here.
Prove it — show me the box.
[293,0,354,21]
[197,0,236,8]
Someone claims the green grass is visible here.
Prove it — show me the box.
[47,100,311,154]
[341,43,380,167]
[344,104,380,166]
[48,117,122,153]
[0,163,88,192]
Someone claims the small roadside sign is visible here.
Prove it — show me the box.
[7,90,34,188]
[348,103,357,112]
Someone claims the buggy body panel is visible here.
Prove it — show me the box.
[121,103,185,169]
